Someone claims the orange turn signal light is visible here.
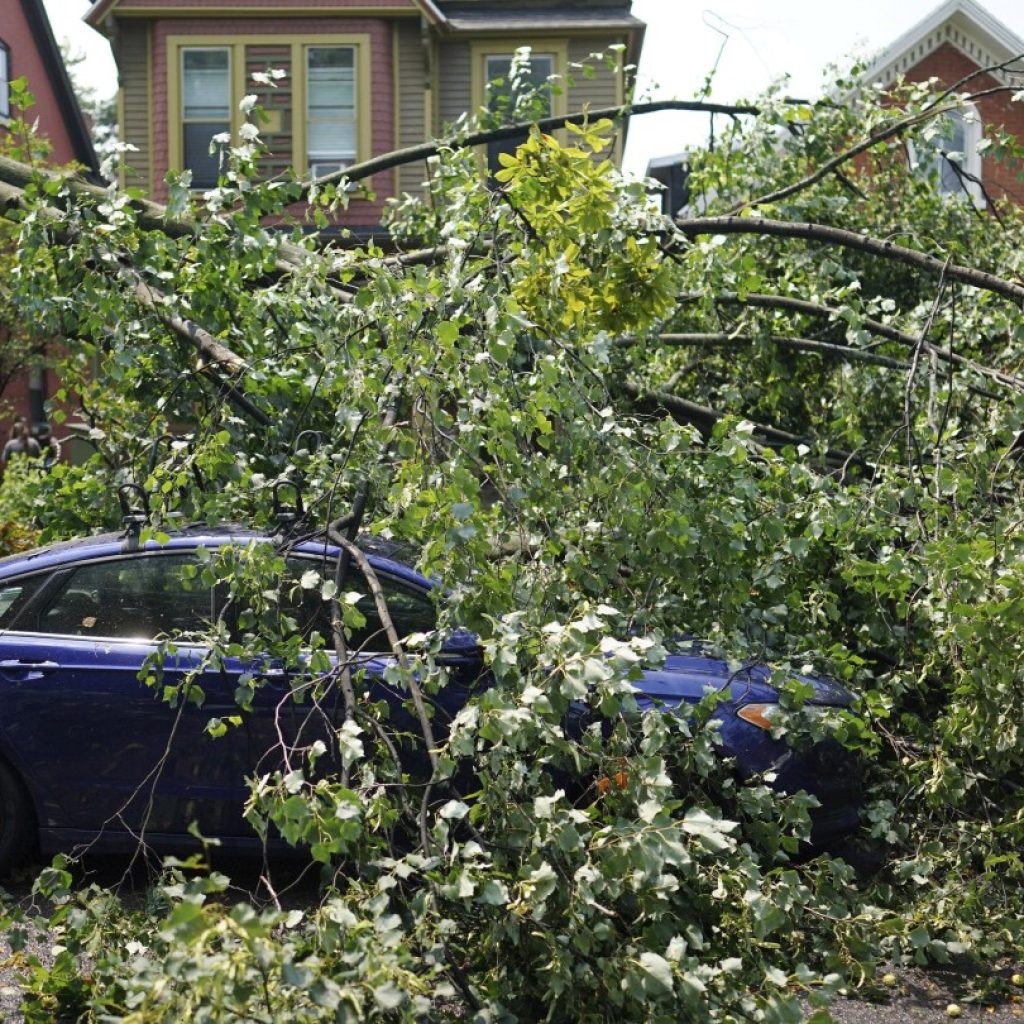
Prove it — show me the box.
[736,703,777,730]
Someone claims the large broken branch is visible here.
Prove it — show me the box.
[674,216,1024,307]
[650,330,932,370]
[0,102,755,256]
[621,381,866,468]
[676,289,1024,392]
[312,100,761,193]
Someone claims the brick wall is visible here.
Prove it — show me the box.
[903,42,1024,205]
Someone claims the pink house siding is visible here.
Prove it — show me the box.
[152,17,396,222]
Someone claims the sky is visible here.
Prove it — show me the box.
[39,0,1024,177]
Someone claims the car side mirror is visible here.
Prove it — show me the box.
[439,628,482,657]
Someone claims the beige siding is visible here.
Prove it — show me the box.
[395,20,427,198]
[567,39,622,109]
[437,41,471,128]
[567,38,625,162]
[118,21,152,191]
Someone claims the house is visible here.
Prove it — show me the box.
[0,0,99,450]
[84,0,646,232]
[645,150,689,218]
[645,0,1024,214]
[862,0,1024,206]
[0,0,99,172]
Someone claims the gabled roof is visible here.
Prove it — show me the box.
[864,0,1024,87]
[17,0,99,175]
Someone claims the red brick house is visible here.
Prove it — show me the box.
[0,0,99,446]
[84,0,646,233]
[863,0,1024,206]
[647,0,1024,215]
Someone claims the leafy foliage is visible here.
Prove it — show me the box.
[2,57,1024,1021]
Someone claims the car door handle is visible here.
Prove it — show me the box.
[0,659,60,677]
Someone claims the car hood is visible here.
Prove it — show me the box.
[635,652,852,707]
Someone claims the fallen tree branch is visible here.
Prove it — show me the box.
[638,329,999,399]
[621,380,867,467]
[311,100,763,193]
[1,102,756,255]
[676,289,1024,392]
[674,216,1024,307]
[632,331,913,369]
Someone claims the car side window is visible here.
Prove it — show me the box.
[33,555,212,640]
[0,574,50,631]
[283,558,436,651]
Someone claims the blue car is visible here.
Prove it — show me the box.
[0,528,860,871]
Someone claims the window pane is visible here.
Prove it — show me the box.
[484,53,554,173]
[0,45,9,119]
[935,111,969,196]
[0,574,48,630]
[183,49,230,119]
[184,121,229,188]
[308,121,355,156]
[306,47,356,167]
[36,556,211,640]
[485,53,554,113]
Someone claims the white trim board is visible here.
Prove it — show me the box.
[864,0,1024,86]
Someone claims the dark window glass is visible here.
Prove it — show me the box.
[183,123,229,189]
[484,53,554,175]
[181,47,230,187]
[35,555,211,640]
[282,558,436,651]
[0,574,49,630]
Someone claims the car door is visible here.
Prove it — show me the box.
[234,557,483,781]
[0,551,251,841]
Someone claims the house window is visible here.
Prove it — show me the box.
[169,36,369,187]
[0,41,10,121]
[306,46,356,179]
[484,52,555,174]
[181,47,231,188]
[930,107,983,204]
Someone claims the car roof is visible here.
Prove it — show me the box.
[0,526,430,590]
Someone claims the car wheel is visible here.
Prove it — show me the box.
[0,759,35,875]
